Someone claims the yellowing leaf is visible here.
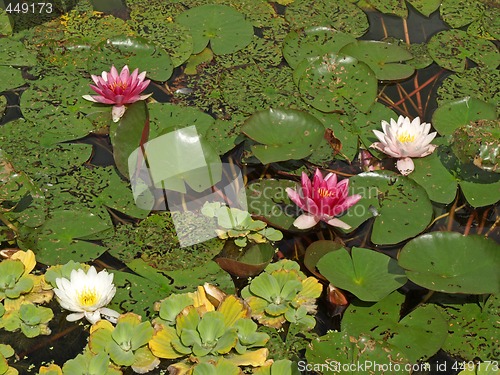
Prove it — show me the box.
[218,295,250,328]
[11,250,36,275]
[226,348,271,367]
[149,325,184,359]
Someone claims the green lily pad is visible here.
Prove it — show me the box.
[317,246,407,302]
[297,54,377,113]
[0,38,37,66]
[398,232,500,294]
[36,37,93,72]
[306,330,410,374]
[439,0,485,28]
[339,40,414,81]
[176,4,254,55]
[407,0,441,17]
[242,108,324,164]
[342,291,448,363]
[432,97,497,136]
[410,152,458,204]
[31,209,112,265]
[342,171,433,245]
[282,26,356,69]
[111,100,149,179]
[431,293,500,361]
[243,179,301,232]
[128,0,193,67]
[364,0,408,17]
[0,66,25,92]
[88,35,174,81]
[436,67,500,112]
[285,0,369,38]
[428,29,500,73]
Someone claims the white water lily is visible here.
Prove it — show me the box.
[370,115,437,175]
[54,266,119,324]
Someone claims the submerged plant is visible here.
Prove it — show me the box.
[150,285,271,373]
[370,115,438,175]
[89,313,159,373]
[201,202,283,247]
[241,260,322,330]
[53,266,119,324]
[285,168,361,230]
[82,65,151,122]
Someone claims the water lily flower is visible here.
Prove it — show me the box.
[285,169,362,230]
[82,65,151,122]
[370,115,437,175]
[53,266,119,325]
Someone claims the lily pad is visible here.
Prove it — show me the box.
[317,246,407,302]
[339,40,414,81]
[285,0,369,38]
[407,0,441,17]
[431,293,500,361]
[398,232,500,294]
[364,0,408,18]
[0,66,25,92]
[427,29,500,72]
[242,108,324,164]
[432,97,497,136]
[282,26,356,69]
[297,54,377,113]
[439,0,485,28]
[243,179,301,232]
[342,291,448,363]
[31,209,112,265]
[0,38,37,66]
[342,171,433,245]
[215,241,275,278]
[88,35,174,81]
[306,330,410,374]
[176,4,254,55]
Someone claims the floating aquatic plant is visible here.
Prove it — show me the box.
[241,260,322,330]
[53,266,119,324]
[371,115,438,175]
[285,168,361,230]
[82,65,152,122]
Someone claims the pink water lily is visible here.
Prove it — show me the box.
[82,65,152,122]
[370,115,437,175]
[285,169,362,230]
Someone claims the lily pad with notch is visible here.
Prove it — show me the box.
[242,108,324,164]
[342,170,433,245]
[282,26,356,69]
[176,4,254,55]
[296,54,377,113]
[88,35,174,82]
[398,232,500,294]
[317,246,407,302]
[339,40,414,81]
[215,241,275,278]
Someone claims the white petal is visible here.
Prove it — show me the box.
[325,217,352,230]
[85,311,102,325]
[82,95,98,102]
[66,312,85,322]
[396,157,415,175]
[112,105,126,122]
[293,214,319,229]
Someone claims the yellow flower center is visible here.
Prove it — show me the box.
[110,82,128,91]
[78,288,98,307]
[318,188,335,198]
[397,132,416,143]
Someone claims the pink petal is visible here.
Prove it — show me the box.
[293,214,319,229]
[325,217,351,230]
[332,194,362,216]
[396,157,415,175]
[112,105,126,122]
[286,187,305,210]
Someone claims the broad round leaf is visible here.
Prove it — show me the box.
[243,179,301,232]
[343,292,448,363]
[342,171,433,245]
[242,108,324,164]
[432,97,497,136]
[339,40,414,81]
[317,246,407,302]
[89,35,173,81]
[176,4,254,55]
[0,66,25,92]
[216,242,275,278]
[428,29,500,72]
[398,232,500,294]
[297,54,377,113]
[282,26,356,69]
